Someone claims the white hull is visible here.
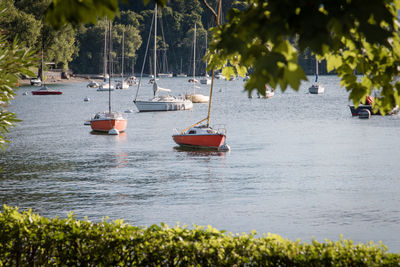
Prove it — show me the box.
[186,94,209,103]
[97,84,115,91]
[158,73,173,78]
[309,84,324,94]
[200,77,211,84]
[135,98,193,112]
[116,81,129,89]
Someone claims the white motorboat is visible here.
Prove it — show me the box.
[309,58,324,94]
[308,83,324,94]
[200,77,211,85]
[116,81,129,89]
[30,77,42,86]
[87,80,99,88]
[97,83,115,91]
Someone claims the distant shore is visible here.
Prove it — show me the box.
[18,75,103,86]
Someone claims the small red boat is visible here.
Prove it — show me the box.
[90,112,127,134]
[172,125,227,149]
[32,86,62,95]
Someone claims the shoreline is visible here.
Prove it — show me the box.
[18,76,103,86]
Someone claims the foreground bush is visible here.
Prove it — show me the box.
[0,205,399,266]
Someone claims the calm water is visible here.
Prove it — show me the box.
[1,76,400,252]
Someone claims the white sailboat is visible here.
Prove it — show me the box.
[185,24,209,103]
[308,58,324,94]
[116,31,129,89]
[98,24,114,91]
[134,4,192,112]
[200,30,211,85]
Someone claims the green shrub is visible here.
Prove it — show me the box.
[0,205,399,266]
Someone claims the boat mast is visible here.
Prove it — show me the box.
[41,48,44,85]
[122,30,125,82]
[193,23,196,94]
[103,19,108,80]
[108,20,112,113]
[153,3,157,96]
[207,0,221,127]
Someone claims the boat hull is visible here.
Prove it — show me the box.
[172,134,226,148]
[134,100,193,112]
[185,94,209,103]
[200,78,211,85]
[309,84,324,94]
[90,118,127,132]
[32,91,62,95]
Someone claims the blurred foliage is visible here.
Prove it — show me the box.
[0,37,36,151]
[207,0,400,114]
[1,205,399,265]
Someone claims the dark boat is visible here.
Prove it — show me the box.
[32,86,62,95]
[349,105,398,116]
[349,105,379,116]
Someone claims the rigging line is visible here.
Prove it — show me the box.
[134,8,155,102]
[159,9,168,73]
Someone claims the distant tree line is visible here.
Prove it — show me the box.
[0,0,327,77]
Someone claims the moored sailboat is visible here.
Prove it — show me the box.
[133,4,192,112]
[90,20,127,135]
[185,24,209,103]
[173,0,229,151]
[32,49,62,95]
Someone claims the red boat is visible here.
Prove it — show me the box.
[89,21,127,135]
[172,125,226,149]
[32,86,62,95]
[90,112,127,134]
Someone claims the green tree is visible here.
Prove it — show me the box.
[0,36,36,150]
[204,0,400,114]
[45,0,400,114]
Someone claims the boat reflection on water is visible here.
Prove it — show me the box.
[173,146,228,157]
[89,131,127,141]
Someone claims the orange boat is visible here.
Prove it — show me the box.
[90,20,127,135]
[173,125,226,149]
[90,112,127,134]
[172,1,229,151]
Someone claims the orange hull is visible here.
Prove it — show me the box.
[172,134,226,148]
[90,119,127,132]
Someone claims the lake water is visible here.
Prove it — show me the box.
[1,76,400,252]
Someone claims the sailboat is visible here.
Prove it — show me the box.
[116,31,129,89]
[98,23,115,92]
[133,4,193,112]
[172,1,229,151]
[32,49,62,95]
[176,58,187,77]
[185,24,209,103]
[200,30,211,85]
[90,20,127,135]
[308,58,324,94]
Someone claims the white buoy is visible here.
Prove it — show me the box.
[108,128,119,135]
[124,109,134,113]
[359,109,371,119]
[84,97,90,102]
[218,144,230,152]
